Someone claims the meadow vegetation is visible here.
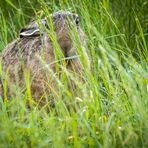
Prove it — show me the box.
[0,0,148,147]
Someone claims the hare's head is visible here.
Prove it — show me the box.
[19,11,84,58]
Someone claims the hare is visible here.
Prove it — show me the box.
[0,11,87,107]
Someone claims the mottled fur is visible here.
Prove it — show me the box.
[0,11,85,106]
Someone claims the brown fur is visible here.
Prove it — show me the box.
[0,11,85,106]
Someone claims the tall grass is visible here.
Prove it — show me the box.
[0,0,148,147]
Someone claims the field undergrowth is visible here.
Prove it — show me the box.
[0,0,148,147]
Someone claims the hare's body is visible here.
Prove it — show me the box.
[0,11,85,105]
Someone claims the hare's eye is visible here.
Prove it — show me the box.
[75,17,79,25]
[58,14,61,19]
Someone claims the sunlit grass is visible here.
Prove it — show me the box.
[0,0,148,147]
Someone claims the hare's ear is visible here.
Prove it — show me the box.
[20,27,40,38]
[20,18,49,38]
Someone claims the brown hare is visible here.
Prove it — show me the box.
[0,11,87,107]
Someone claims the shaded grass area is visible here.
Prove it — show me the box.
[0,0,148,147]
